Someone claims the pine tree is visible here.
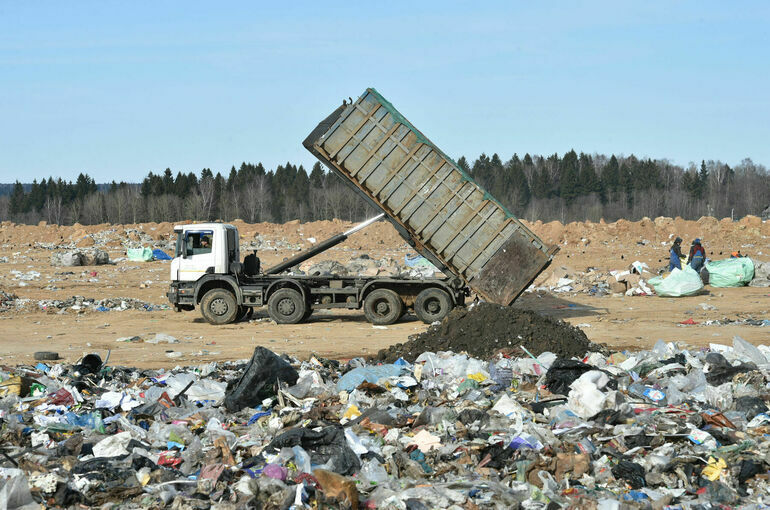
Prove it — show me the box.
[620,162,634,206]
[578,153,600,195]
[698,160,709,197]
[457,156,470,174]
[309,162,325,188]
[162,168,174,194]
[602,155,620,193]
[559,150,580,204]
[9,181,24,214]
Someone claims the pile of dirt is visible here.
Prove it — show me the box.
[376,303,601,363]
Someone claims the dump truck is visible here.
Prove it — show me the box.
[167,88,557,325]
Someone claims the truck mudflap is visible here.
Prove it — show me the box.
[304,88,558,305]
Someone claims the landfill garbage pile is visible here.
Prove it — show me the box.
[296,255,436,279]
[750,260,770,287]
[0,288,17,311]
[3,337,770,508]
[50,249,111,267]
[32,295,170,313]
[377,302,601,363]
[536,263,656,297]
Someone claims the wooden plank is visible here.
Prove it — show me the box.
[339,119,401,172]
[355,127,413,184]
[433,199,490,254]
[327,103,381,159]
[389,159,447,216]
[455,217,514,272]
[369,141,425,198]
[412,181,471,236]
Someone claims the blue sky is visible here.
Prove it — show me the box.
[1,2,768,182]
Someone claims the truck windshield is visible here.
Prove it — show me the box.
[180,231,213,257]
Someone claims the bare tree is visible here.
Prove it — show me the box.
[44,195,64,225]
[198,176,215,220]
[243,175,272,223]
[83,193,105,224]
[0,196,9,221]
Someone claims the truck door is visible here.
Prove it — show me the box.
[177,229,216,282]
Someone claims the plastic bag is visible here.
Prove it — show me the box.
[648,266,704,297]
[336,364,403,392]
[126,247,154,262]
[568,371,609,418]
[705,258,754,287]
[0,474,35,510]
[224,347,298,412]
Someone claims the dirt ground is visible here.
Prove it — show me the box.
[0,215,768,368]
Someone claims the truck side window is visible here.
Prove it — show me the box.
[185,231,214,256]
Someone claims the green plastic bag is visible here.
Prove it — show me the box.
[705,258,755,287]
[127,247,153,262]
[648,266,704,297]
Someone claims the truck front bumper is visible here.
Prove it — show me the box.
[167,282,195,308]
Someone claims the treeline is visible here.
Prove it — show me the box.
[1,151,768,225]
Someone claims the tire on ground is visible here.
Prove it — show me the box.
[363,288,403,325]
[414,287,453,324]
[200,288,239,325]
[267,288,307,324]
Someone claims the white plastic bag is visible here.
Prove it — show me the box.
[648,266,704,297]
[568,371,609,418]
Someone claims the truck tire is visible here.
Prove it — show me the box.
[364,289,403,325]
[200,289,239,325]
[414,287,453,324]
[268,288,306,324]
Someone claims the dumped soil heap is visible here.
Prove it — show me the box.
[377,303,599,362]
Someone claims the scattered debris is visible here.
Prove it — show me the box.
[1,335,770,507]
[50,248,110,267]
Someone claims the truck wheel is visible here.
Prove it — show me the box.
[268,289,306,324]
[201,289,238,325]
[364,289,403,325]
[302,307,313,321]
[415,288,453,324]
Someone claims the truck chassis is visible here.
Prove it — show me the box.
[168,273,467,326]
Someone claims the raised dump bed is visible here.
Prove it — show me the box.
[304,88,557,305]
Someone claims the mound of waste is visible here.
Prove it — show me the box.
[377,302,600,363]
[2,337,770,508]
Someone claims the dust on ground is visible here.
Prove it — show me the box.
[0,215,769,367]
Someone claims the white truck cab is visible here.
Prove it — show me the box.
[171,223,240,282]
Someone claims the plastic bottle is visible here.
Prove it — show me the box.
[65,411,105,433]
[549,407,582,429]
[628,383,667,405]
[292,446,312,473]
[359,459,389,486]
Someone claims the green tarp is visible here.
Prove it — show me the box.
[127,247,154,262]
[705,258,755,287]
[648,266,704,297]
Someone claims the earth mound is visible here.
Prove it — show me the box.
[376,302,600,363]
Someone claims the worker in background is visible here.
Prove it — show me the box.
[689,238,706,271]
[731,250,743,258]
[669,237,684,271]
